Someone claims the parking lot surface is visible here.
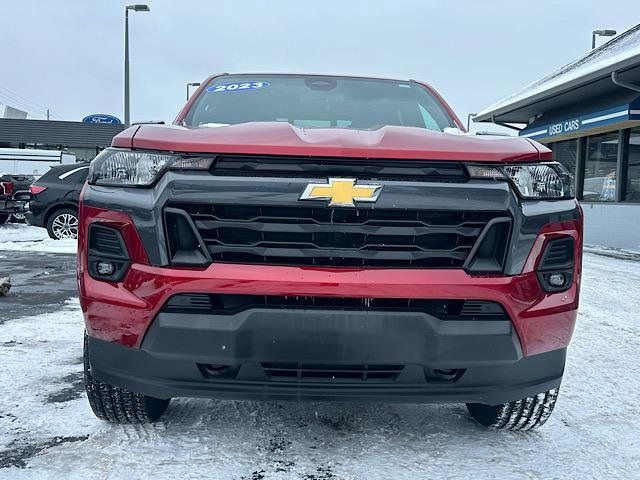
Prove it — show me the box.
[0,225,639,479]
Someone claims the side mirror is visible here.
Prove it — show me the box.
[443,127,467,135]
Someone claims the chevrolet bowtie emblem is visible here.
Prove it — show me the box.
[300,178,382,207]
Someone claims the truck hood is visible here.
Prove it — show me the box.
[113,122,549,163]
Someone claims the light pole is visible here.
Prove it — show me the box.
[592,29,616,49]
[124,4,150,126]
[467,113,476,132]
[186,82,201,101]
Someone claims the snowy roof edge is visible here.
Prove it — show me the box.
[475,24,640,123]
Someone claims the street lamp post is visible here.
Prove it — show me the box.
[467,113,477,132]
[592,29,616,49]
[186,82,201,101]
[124,4,150,126]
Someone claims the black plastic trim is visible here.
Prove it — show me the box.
[210,154,470,182]
[463,216,512,272]
[87,224,130,282]
[163,207,211,266]
[87,335,566,405]
[536,237,575,292]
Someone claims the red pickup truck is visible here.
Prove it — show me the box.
[79,74,581,430]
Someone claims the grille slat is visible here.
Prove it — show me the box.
[211,155,468,182]
[168,203,504,268]
[539,238,574,270]
[205,244,471,260]
[261,362,405,382]
[193,218,484,237]
[89,225,127,258]
[162,294,509,321]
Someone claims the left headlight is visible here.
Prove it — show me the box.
[89,149,178,186]
[467,162,574,199]
[88,149,215,187]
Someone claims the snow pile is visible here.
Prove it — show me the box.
[0,224,77,254]
[0,253,639,479]
[584,244,640,261]
[0,224,48,242]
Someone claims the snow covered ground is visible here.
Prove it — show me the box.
[0,228,639,479]
[0,224,77,255]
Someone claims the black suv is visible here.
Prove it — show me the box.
[26,162,90,239]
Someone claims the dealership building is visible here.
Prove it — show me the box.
[475,24,640,251]
[0,118,125,162]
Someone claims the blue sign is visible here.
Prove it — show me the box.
[82,114,122,125]
[521,98,640,141]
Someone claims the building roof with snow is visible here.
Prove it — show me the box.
[474,24,640,142]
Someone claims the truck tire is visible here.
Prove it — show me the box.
[83,334,170,423]
[466,389,559,430]
[0,213,9,224]
[46,208,79,239]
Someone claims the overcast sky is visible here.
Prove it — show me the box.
[1,0,637,131]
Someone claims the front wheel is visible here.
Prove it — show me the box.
[46,208,78,239]
[83,334,170,423]
[466,388,559,430]
[0,213,9,224]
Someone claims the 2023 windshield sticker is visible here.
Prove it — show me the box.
[206,82,270,93]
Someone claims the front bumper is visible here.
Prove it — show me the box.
[80,255,580,357]
[87,319,566,405]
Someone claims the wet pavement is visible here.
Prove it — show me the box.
[0,251,77,323]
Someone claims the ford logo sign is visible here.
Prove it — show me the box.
[82,114,123,125]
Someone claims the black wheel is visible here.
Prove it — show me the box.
[466,389,559,430]
[83,334,170,423]
[46,208,79,239]
[0,213,9,224]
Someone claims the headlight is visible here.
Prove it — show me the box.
[467,162,574,199]
[88,149,214,187]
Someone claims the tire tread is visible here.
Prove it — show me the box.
[466,388,559,431]
[83,334,169,424]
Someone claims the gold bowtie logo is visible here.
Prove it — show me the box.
[300,178,382,207]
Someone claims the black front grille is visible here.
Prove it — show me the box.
[162,294,509,321]
[167,202,505,268]
[211,155,469,182]
[261,362,404,382]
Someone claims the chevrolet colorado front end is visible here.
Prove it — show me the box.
[79,74,581,430]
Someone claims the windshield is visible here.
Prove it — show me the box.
[183,75,457,131]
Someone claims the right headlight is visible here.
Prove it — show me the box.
[467,162,574,199]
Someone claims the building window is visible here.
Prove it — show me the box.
[553,139,578,176]
[583,132,618,202]
[627,128,640,202]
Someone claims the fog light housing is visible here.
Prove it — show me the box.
[88,225,131,281]
[96,261,115,276]
[536,237,575,293]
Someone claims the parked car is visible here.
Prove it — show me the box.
[79,73,582,430]
[0,173,34,224]
[25,162,90,239]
